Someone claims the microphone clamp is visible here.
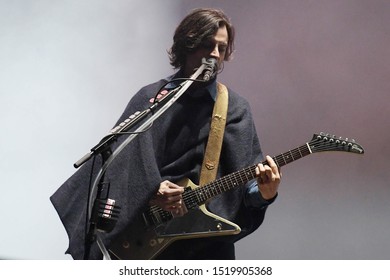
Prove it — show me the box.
[202,58,218,81]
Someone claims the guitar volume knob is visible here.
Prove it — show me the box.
[122,241,130,249]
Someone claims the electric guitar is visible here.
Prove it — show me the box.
[109,132,364,259]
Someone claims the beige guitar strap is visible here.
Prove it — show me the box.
[199,82,229,186]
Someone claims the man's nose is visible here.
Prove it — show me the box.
[210,45,220,58]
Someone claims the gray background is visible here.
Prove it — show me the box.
[1,0,389,259]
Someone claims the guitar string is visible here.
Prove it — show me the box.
[146,166,258,223]
[147,140,351,223]
[147,144,311,221]
[148,142,332,218]
[200,140,353,201]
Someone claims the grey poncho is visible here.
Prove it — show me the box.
[50,78,268,259]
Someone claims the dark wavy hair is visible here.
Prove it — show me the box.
[168,8,235,69]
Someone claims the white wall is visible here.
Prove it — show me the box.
[180,0,390,260]
[0,0,179,259]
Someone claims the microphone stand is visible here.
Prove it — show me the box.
[83,148,111,260]
[75,59,211,259]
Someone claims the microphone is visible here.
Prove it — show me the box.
[202,58,218,81]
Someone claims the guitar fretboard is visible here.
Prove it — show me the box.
[139,132,364,228]
[194,143,311,204]
[145,143,312,226]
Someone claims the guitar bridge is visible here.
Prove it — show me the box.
[142,208,173,227]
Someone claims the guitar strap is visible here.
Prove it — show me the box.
[199,82,229,186]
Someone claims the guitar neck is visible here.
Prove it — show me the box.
[145,132,363,226]
[194,143,311,204]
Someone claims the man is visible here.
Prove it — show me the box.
[51,8,281,260]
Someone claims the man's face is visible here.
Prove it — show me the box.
[184,25,229,78]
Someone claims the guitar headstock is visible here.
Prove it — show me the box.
[309,132,364,154]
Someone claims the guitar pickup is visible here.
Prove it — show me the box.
[143,208,173,227]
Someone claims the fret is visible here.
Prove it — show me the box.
[246,168,254,183]
[209,183,217,197]
[273,155,281,167]
[272,145,310,168]
[227,171,236,187]
[281,153,288,165]
[219,179,227,193]
[289,150,295,161]
[211,182,218,196]
[204,186,212,200]
[298,146,303,158]
[274,154,284,167]
[194,188,201,204]
[236,170,244,186]
[232,173,241,187]
[207,187,212,199]
[185,189,198,209]
[303,145,309,157]
[215,180,222,195]
[204,185,210,199]
[249,166,257,180]
[197,189,205,202]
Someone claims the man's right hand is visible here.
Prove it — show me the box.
[149,180,188,217]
